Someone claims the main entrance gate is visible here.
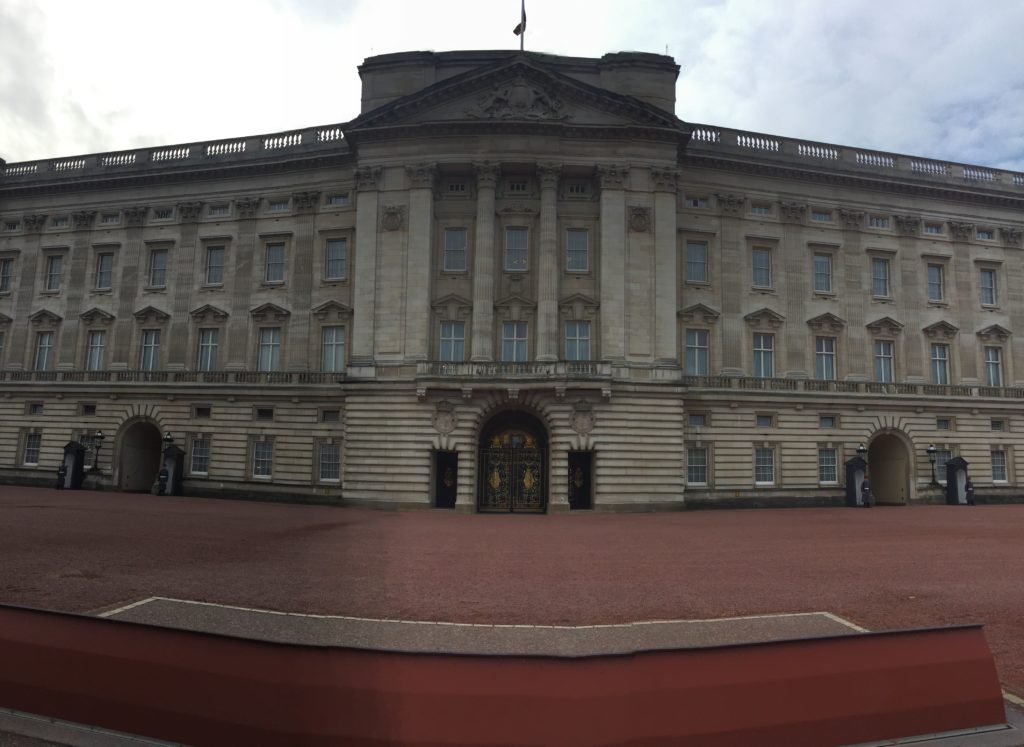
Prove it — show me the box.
[478,411,547,513]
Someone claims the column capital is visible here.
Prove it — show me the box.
[356,165,383,191]
[122,206,148,226]
[292,191,321,214]
[948,221,974,242]
[234,197,260,219]
[474,161,501,189]
[71,210,96,229]
[895,214,921,235]
[405,162,437,189]
[716,193,745,215]
[537,162,562,189]
[176,201,204,223]
[597,164,629,189]
[838,208,864,230]
[22,213,48,233]
[650,167,680,192]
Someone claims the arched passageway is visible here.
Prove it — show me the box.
[478,410,548,513]
[868,433,910,505]
[118,421,163,492]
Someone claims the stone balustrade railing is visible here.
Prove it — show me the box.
[681,375,1024,398]
[0,370,346,385]
[416,361,613,378]
[0,124,349,182]
[687,124,1024,189]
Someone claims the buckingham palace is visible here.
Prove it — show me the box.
[1,49,1023,510]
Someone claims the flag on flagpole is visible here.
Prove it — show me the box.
[513,0,526,40]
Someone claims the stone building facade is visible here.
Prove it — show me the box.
[1,49,1023,510]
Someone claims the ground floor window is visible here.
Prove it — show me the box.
[934,449,952,484]
[190,436,211,476]
[253,439,274,478]
[754,447,775,485]
[23,432,42,465]
[992,450,1008,483]
[818,448,837,484]
[318,441,341,482]
[687,447,708,485]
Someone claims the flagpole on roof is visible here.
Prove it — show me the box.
[513,0,526,52]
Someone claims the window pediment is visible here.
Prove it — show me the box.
[977,324,1011,343]
[249,302,291,322]
[866,316,904,336]
[311,300,353,322]
[922,321,959,340]
[431,294,472,321]
[558,293,599,319]
[743,307,785,330]
[677,303,720,324]
[0,312,13,325]
[132,306,170,324]
[494,293,536,322]
[79,307,115,326]
[190,304,230,324]
[806,313,846,333]
[29,309,63,326]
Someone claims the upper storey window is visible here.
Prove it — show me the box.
[0,257,14,293]
[265,243,285,283]
[504,227,529,272]
[443,229,467,272]
[924,223,943,235]
[871,258,891,298]
[45,255,63,291]
[751,247,772,288]
[153,207,174,221]
[686,242,708,283]
[447,182,467,195]
[325,238,347,280]
[977,228,995,241]
[566,229,588,272]
[684,195,709,208]
[267,199,290,213]
[869,216,890,229]
[810,210,832,222]
[326,193,350,207]
[51,216,69,228]
[566,182,589,198]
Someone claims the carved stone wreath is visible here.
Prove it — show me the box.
[629,206,651,233]
[381,205,405,232]
[432,400,457,434]
[570,400,595,434]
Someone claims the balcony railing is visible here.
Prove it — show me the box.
[0,370,346,385]
[681,375,1024,398]
[416,361,612,379]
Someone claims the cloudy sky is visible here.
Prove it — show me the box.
[2,0,1023,171]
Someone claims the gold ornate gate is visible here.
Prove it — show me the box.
[479,430,545,513]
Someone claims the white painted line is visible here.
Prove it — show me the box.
[1004,689,1024,707]
[97,597,159,618]
[819,611,870,632]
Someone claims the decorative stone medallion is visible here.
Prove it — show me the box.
[629,206,651,233]
[570,400,595,434]
[432,400,457,434]
[381,205,405,231]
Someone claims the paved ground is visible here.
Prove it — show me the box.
[2,487,1023,696]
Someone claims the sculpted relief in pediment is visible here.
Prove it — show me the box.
[466,76,571,121]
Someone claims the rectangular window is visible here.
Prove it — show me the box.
[810,210,832,222]
[208,204,229,217]
[324,238,348,280]
[439,321,465,362]
[930,343,950,385]
[139,330,161,370]
[52,216,68,228]
[685,329,709,375]
[750,204,770,216]
[927,264,944,302]
[81,404,97,416]
[154,208,173,220]
[253,440,273,478]
[28,402,44,415]
[148,248,167,287]
[819,415,836,428]
[686,241,708,283]
[255,407,274,421]
[565,320,591,361]
[869,216,890,229]
[197,328,219,371]
[0,257,13,292]
[567,182,589,196]
[205,246,225,285]
[34,331,54,371]
[86,330,106,371]
[815,336,836,380]
[688,413,707,427]
[265,243,285,283]
[0,331,6,364]
[45,255,63,291]
[874,340,894,382]
[753,333,774,378]
[319,442,341,482]
[924,223,942,234]
[326,194,350,206]
[985,346,1003,387]
[685,196,708,208]
[321,326,345,371]
[190,437,211,475]
[756,414,774,427]
[813,253,832,293]
[566,229,589,272]
[754,447,775,484]
[268,199,289,212]
[871,258,890,297]
[980,268,997,305]
[752,247,772,288]
[501,321,528,362]
[508,180,528,194]
[447,182,467,194]
[991,419,1005,432]
[3,221,19,232]
[935,449,952,483]
[504,227,528,271]
[23,433,42,465]
[977,229,994,240]
[819,448,838,483]
[258,327,281,371]
[936,417,951,430]
[100,212,119,225]
[992,450,1008,482]
[320,409,340,423]
[95,253,113,289]
[442,229,466,272]
[194,406,212,419]
[687,447,708,485]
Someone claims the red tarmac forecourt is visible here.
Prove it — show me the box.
[2,487,1022,696]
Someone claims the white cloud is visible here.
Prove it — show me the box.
[2,0,1023,171]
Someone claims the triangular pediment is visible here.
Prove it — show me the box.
[249,302,290,322]
[866,316,904,336]
[922,320,959,340]
[806,312,846,333]
[346,57,685,136]
[743,307,785,329]
[558,293,600,319]
[29,309,63,325]
[79,307,116,326]
[677,303,720,324]
[431,294,472,321]
[0,312,12,325]
[977,324,1011,342]
[311,300,353,321]
[190,304,230,323]
[494,292,537,322]
[132,306,170,323]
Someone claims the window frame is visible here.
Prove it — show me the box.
[926,263,945,302]
[565,228,589,273]
[196,328,220,372]
[979,267,998,306]
[753,332,774,378]
[264,242,286,284]
[503,226,529,272]
[754,446,776,485]
[85,329,106,371]
[147,247,168,288]
[818,447,838,485]
[324,237,348,281]
[984,346,1003,387]
[0,256,13,294]
[204,245,225,286]
[94,252,114,290]
[257,327,282,372]
[34,331,55,371]
[564,320,591,362]
[501,321,529,362]
[139,329,161,371]
[812,252,833,294]
[684,329,709,376]
[815,336,836,381]
[252,438,274,479]
[44,254,64,292]
[439,320,466,363]
[442,228,467,273]
[190,435,211,476]
[871,257,891,298]
[317,439,342,483]
[751,246,772,289]
[873,339,894,383]
[320,325,346,372]
[685,241,708,284]
[687,446,709,486]
[991,449,1008,483]
[930,343,950,385]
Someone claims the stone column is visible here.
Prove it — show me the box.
[948,221,978,382]
[715,193,745,374]
[404,163,436,361]
[839,208,867,380]
[351,166,381,366]
[896,216,925,381]
[536,162,561,361]
[651,168,679,365]
[112,206,148,366]
[166,201,202,369]
[471,161,499,362]
[7,213,47,367]
[226,197,260,370]
[598,164,629,361]
[57,210,96,368]
[285,191,320,371]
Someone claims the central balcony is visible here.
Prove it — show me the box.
[415,361,613,379]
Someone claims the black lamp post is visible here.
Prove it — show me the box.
[163,431,174,448]
[927,443,938,486]
[91,430,105,472]
[856,442,867,460]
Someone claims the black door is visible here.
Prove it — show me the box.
[568,451,593,510]
[434,451,458,508]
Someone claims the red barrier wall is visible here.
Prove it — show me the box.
[0,605,1007,746]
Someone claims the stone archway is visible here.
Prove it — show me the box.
[118,420,163,492]
[868,432,911,505]
[477,410,549,513]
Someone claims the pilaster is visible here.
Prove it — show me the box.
[651,168,679,365]
[286,191,319,370]
[113,206,148,366]
[351,166,382,365]
[471,161,499,361]
[838,209,868,380]
[536,162,561,361]
[715,193,745,373]
[226,196,260,370]
[57,210,96,368]
[7,214,46,368]
[598,164,628,361]
[404,163,436,361]
[166,201,202,369]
